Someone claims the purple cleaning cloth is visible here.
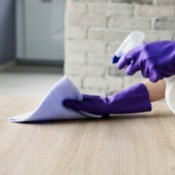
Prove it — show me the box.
[8,76,88,122]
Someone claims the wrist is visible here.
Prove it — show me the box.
[143,79,165,102]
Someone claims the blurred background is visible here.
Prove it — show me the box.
[0,0,175,96]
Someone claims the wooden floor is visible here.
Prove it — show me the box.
[0,95,175,175]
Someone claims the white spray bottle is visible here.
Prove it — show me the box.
[112,31,145,63]
[113,31,175,114]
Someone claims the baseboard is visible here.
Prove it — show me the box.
[0,60,17,72]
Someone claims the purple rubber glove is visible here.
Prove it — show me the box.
[63,83,152,117]
[117,41,175,82]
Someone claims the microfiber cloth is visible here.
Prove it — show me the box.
[8,76,88,123]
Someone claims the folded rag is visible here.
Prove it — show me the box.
[8,76,88,122]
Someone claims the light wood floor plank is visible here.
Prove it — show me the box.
[0,96,175,175]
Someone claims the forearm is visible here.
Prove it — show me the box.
[143,79,166,102]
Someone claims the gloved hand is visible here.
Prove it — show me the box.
[117,41,175,82]
[63,83,152,117]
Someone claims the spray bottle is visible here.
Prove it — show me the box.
[112,31,175,114]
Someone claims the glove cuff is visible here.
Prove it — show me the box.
[107,83,152,114]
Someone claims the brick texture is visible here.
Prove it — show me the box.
[108,17,151,30]
[111,0,153,3]
[154,0,175,5]
[88,3,133,17]
[83,77,108,90]
[155,19,175,30]
[134,4,174,17]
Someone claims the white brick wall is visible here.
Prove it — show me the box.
[65,64,106,76]
[88,28,129,41]
[108,17,151,30]
[88,3,133,17]
[86,53,111,65]
[66,1,87,14]
[66,14,107,27]
[65,26,87,39]
[134,5,175,17]
[65,39,106,52]
[65,0,175,95]
[65,51,86,64]
[154,0,175,5]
